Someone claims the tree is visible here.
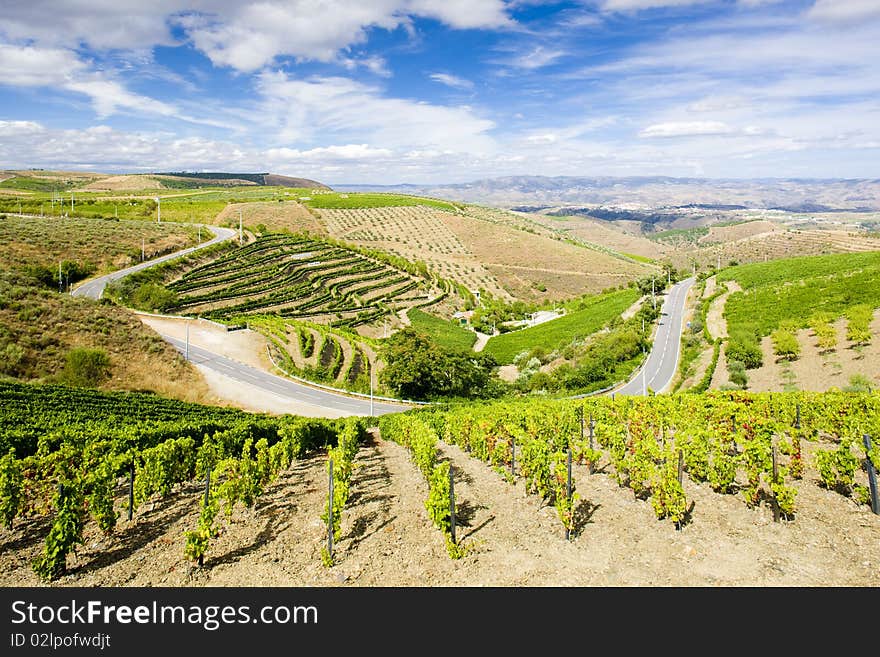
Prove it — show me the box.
[379,328,497,401]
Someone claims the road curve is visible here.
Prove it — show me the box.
[613,276,696,396]
[67,223,413,415]
[161,334,411,416]
[70,225,238,300]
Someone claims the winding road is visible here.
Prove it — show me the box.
[70,224,412,416]
[613,276,696,396]
[69,222,695,413]
[70,225,238,300]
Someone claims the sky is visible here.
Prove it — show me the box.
[0,0,878,185]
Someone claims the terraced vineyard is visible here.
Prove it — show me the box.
[245,315,380,395]
[320,205,513,300]
[167,233,441,330]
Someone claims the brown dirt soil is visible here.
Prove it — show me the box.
[439,212,650,302]
[742,312,880,393]
[2,429,877,587]
[214,201,324,234]
[700,220,780,245]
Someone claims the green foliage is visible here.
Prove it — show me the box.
[651,451,688,524]
[86,456,118,534]
[483,288,639,364]
[184,491,219,564]
[59,347,111,387]
[380,328,498,400]
[0,449,22,529]
[814,440,859,494]
[771,328,800,361]
[408,309,476,351]
[33,450,86,581]
[302,192,458,212]
[726,328,763,370]
[719,251,880,340]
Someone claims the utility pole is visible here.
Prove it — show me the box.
[198,225,201,244]
[155,197,161,223]
[185,319,190,361]
[58,261,62,293]
[70,192,74,214]
[369,359,374,417]
[142,237,145,262]
[652,277,656,309]
[239,209,243,245]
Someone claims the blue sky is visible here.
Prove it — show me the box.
[0,0,878,184]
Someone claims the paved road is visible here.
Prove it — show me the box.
[613,276,696,396]
[70,225,238,300]
[161,334,412,416]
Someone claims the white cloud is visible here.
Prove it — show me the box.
[255,71,496,152]
[0,2,515,74]
[268,144,394,161]
[508,46,566,69]
[429,73,474,89]
[0,120,44,137]
[0,44,85,86]
[407,0,513,29]
[807,0,880,24]
[0,43,237,125]
[640,121,733,137]
[599,0,711,11]
[65,80,176,118]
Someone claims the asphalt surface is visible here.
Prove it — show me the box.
[613,276,696,396]
[161,334,412,416]
[70,225,238,300]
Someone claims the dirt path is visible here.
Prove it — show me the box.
[706,280,741,340]
[472,331,491,353]
[4,428,878,587]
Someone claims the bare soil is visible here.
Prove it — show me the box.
[2,429,877,588]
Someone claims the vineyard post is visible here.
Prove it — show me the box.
[449,467,456,546]
[127,462,134,522]
[510,438,515,479]
[677,450,684,485]
[327,457,334,562]
[771,445,780,523]
[565,447,573,541]
[863,435,879,515]
[795,404,801,430]
[588,415,595,475]
[199,466,211,567]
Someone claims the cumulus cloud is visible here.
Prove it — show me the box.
[0,120,45,137]
[0,1,514,73]
[255,71,496,152]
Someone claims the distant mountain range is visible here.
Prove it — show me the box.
[335,176,880,211]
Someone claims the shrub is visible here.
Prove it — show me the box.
[771,328,800,361]
[59,348,111,387]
